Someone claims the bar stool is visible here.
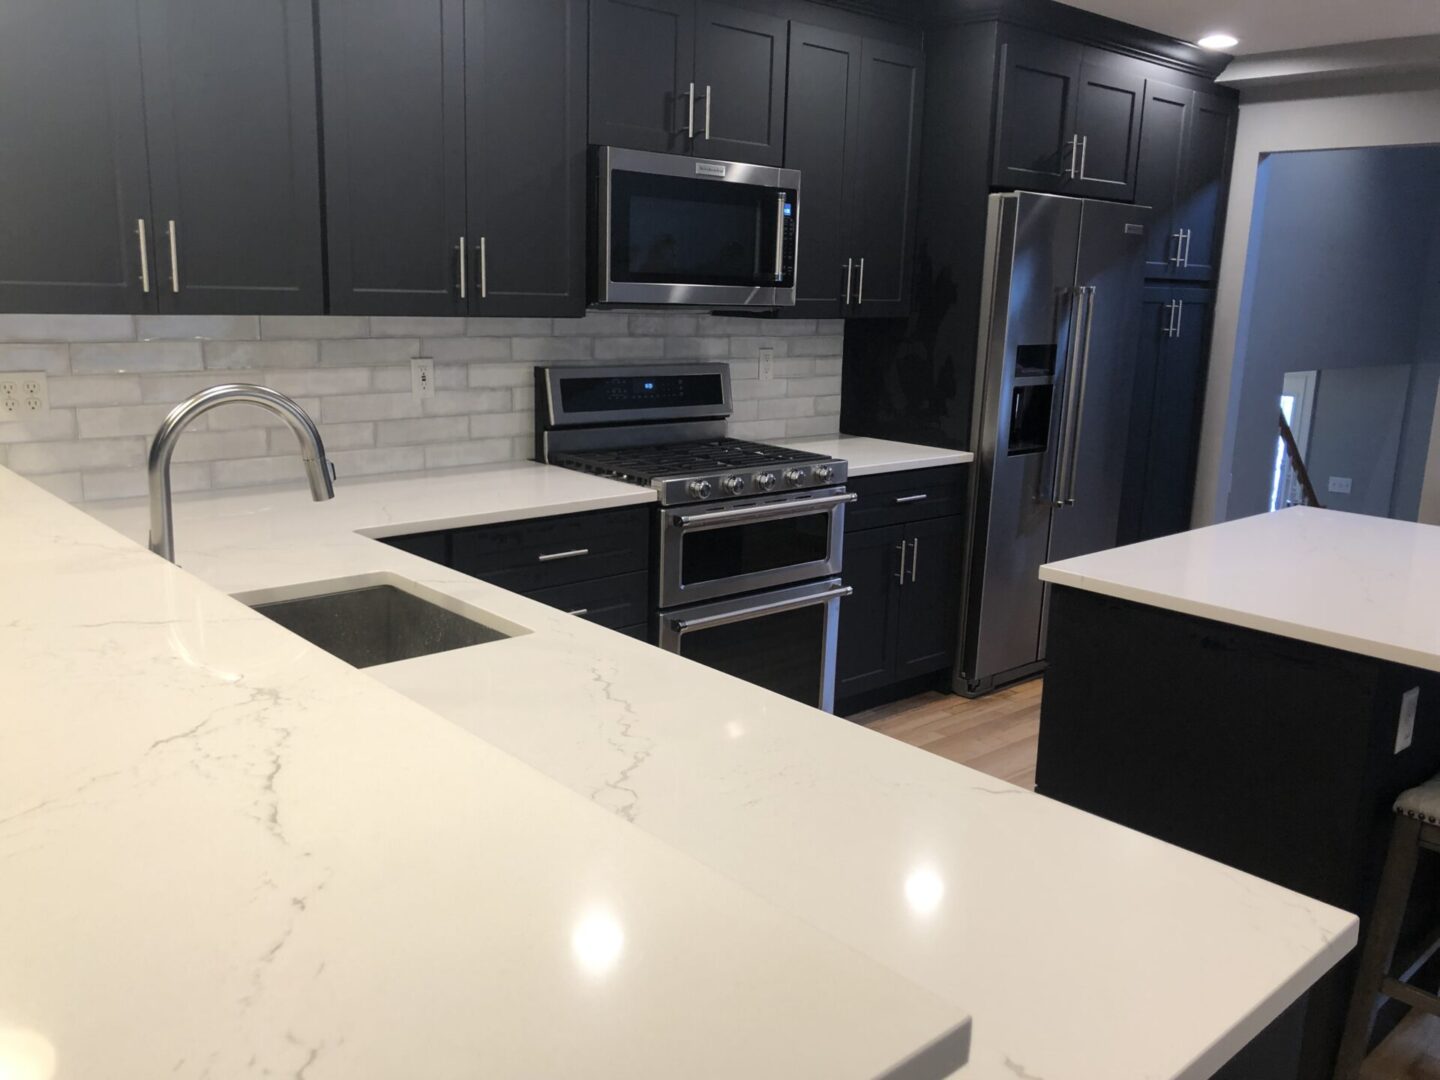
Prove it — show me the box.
[1334,774,1440,1079]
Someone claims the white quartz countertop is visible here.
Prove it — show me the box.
[1041,507,1440,672]
[1,465,975,1080]
[777,435,973,476]
[60,461,1360,1080]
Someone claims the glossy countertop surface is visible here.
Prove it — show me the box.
[777,435,973,476]
[1041,507,1440,671]
[77,461,1358,1080]
[2,466,974,1080]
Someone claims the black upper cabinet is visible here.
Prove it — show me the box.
[694,2,788,166]
[138,0,323,314]
[1136,82,1236,281]
[321,0,585,317]
[589,0,694,155]
[993,29,1142,200]
[319,0,467,316]
[465,0,587,316]
[589,0,785,165]
[784,23,923,318]
[0,1,153,314]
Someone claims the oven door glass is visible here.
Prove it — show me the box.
[660,491,849,608]
[610,170,792,289]
[660,579,847,712]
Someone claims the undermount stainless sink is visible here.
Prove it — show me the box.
[249,583,512,668]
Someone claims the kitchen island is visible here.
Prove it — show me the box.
[5,456,1355,1079]
[1038,506,1440,1078]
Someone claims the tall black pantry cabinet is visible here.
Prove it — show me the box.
[0,0,322,315]
[319,0,587,317]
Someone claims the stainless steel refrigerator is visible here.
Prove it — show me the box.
[957,192,1148,696]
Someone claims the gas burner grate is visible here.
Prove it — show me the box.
[551,438,829,486]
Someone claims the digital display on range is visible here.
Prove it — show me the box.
[560,373,726,413]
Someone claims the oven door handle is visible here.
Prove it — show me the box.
[672,491,856,529]
[669,584,853,635]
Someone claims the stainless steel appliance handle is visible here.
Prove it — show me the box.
[1174,299,1183,336]
[893,493,928,504]
[1078,135,1089,180]
[704,84,712,140]
[843,258,853,305]
[909,537,920,583]
[673,491,856,529]
[458,235,467,299]
[136,218,151,294]
[167,219,180,293]
[537,548,589,562]
[685,82,695,139]
[479,236,488,299]
[669,584,853,635]
[1064,285,1098,506]
[856,257,865,305]
[894,539,908,584]
[1050,288,1083,507]
[773,193,786,283]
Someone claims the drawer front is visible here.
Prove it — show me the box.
[846,465,968,532]
[451,506,650,592]
[527,571,650,630]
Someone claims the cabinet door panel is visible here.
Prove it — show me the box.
[1175,91,1235,281]
[992,31,1081,193]
[0,1,153,313]
[139,0,323,315]
[895,515,965,679]
[850,38,924,316]
[836,525,904,698]
[1138,293,1212,539]
[1118,296,1169,545]
[1067,61,1143,200]
[1135,81,1192,278]
[694,2,787,166]
[466,0,586,317]
[783,23,862,318]
[589,0,695,154]
[319,0,467,315]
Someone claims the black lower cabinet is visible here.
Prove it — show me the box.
[836,466,967,712]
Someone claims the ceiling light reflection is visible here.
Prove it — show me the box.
[0,1027,57,1080]
[904,866,945,917]
[571,907,625,977]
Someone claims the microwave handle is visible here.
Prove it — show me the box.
[774,193,786,283]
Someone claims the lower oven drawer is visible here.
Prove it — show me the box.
[527,572,649,630]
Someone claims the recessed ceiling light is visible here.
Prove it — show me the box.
[1197,32,1240,50]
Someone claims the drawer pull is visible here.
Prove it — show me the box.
[566,608,589,616]
[894,493,929,504]
[537,548,589,562]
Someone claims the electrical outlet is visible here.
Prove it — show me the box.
[411,357,436,401]
[1328,476,1352,495]
[0,371,48,423]
[758,346,775,381]
[1396,687,1420,754]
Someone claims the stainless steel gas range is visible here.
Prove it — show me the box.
[535,363,852,712]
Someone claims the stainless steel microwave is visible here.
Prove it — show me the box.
[592,146,800,307]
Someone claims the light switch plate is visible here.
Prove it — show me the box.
[1328,476,1352,494]
[0,372,49,423]
[1396,687,1419,754]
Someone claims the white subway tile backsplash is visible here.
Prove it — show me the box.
[0,310,840,500]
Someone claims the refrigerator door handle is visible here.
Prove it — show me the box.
[1049,287,1083,507]
[1063,285,1098,506]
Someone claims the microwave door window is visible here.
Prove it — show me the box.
[612,171,774,287]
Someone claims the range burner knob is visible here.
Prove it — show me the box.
[722,475,746,496]
[813,464,834,483]
[688,479,714,500]
[755,471,777,492]
[784,467,807,486]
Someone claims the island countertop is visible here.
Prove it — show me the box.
[63,461,1361,1080]
[1041,506,1440,672]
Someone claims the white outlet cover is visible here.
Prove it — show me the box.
[411,357,436,401]
[758,346,775,381]
[1328,476,1352,494]
[1396,686,1420,754]
[0,371,48,423]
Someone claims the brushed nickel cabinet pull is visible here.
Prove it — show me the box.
[136,218,151,293]
[537,548,589,562]
[166,219,180,293]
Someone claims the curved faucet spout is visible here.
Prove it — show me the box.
[147,384,334,563]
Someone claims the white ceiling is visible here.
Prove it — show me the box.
[1059,0,1440,55]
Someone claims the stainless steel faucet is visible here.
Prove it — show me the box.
[147,384,334,563]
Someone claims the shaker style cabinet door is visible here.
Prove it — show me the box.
[138,0,324,314]
[588,0,695,154]
[1173,91,1236,281]
[1065,58,1144,201]
[848,37,924,316]
[693,1,788,166]
[783,23,863,317]
[318,0,468,315]
[0,1,154,314]
[893,514,966,680]
[1135,79,1192,278]
[464,0,587,317]
[836,525,905,698]
[991,28,1082,193]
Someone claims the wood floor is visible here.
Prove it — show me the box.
[857,678,1439,1078]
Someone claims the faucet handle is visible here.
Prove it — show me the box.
[326,459,337,484]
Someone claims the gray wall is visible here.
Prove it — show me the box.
[1224,143,1440,519]
[1303,365,1408,516]
[0,313,843,503]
